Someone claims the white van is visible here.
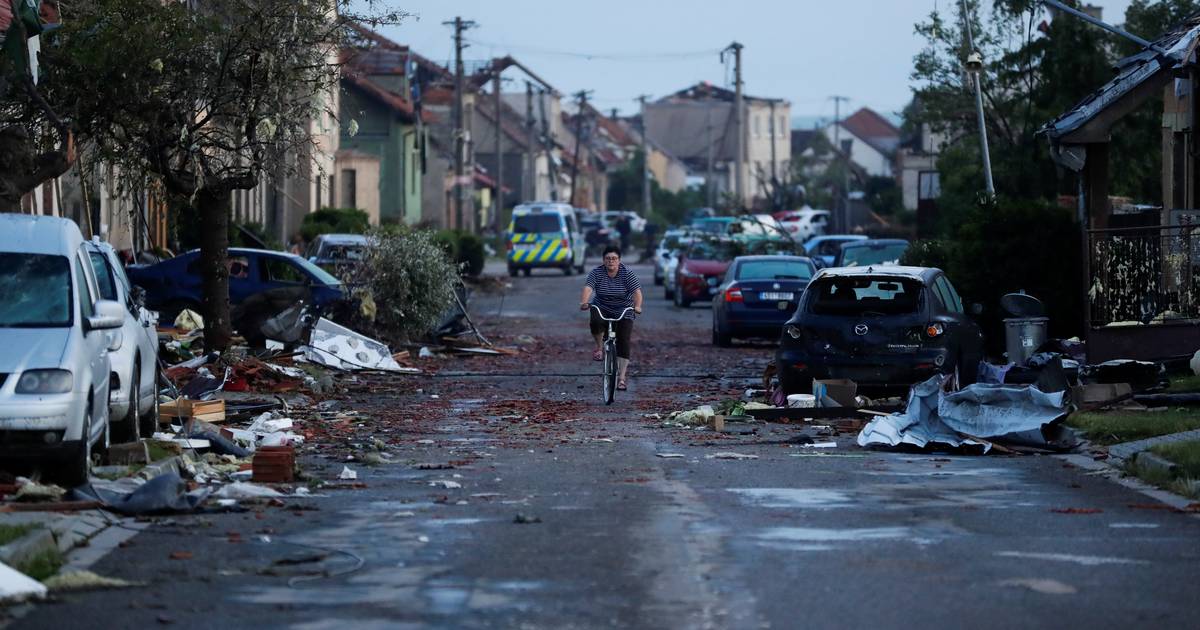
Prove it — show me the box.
[506,202,587,277]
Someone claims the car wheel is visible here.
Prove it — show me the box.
[59,402,92,487]
[712,323,732,347]
[522,267,531,277]
[508,264,518,278]
[116,367,141,443]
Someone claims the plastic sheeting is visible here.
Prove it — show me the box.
[303,318,406,372]
[856,376,990,452]
[72,472,212,516]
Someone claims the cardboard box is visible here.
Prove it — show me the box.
[813,379,858,408]
[160,398,226,424]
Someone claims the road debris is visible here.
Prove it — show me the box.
[706,452,759,460]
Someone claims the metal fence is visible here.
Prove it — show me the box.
[1087,220,1198,327]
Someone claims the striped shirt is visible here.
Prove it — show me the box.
[586,264,641,319]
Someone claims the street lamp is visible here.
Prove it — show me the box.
[961,0,995,199]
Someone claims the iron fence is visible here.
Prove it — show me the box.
[1087,220,1198,327]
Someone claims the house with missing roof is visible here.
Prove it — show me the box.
[1041,12,1200,362]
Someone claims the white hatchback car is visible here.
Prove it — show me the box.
[0,216,124,485]
[86,239,160,442]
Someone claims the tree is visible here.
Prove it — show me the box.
[41,0,403,350]
[606,150,706,225]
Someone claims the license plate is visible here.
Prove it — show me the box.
[760,292,794,301]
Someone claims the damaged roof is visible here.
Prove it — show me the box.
[1042,13,1200,144]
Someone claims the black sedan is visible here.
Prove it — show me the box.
[712,255,816,347]
[776,266,983,396]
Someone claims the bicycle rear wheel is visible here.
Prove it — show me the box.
[602,339,617,405]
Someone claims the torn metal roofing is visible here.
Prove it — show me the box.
[1042,14,1200,143]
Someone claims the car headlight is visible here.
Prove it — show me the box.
[16,369,74,394]
[785,325,803,340]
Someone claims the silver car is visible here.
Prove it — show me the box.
[0,215,124,485]
[86,239,160,442]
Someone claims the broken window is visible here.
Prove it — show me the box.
[89,252,118,301]
[808,277,923,315]
[0,254,72,327]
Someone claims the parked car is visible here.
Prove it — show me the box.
[711,255,817,347]
[580,217,617,255]
[833,238,910,268]
[672,239,739,308]
[653,229,694,286]
[662,245,684,301]
[776,266,983,396]
[0,215,125,485]
[127,248,345,320]
[305,233,371,276]
[506,202,587,276]
[732,214,787,239]
[599,210,647,233]
[804,234,868,266]
[777,208,831,241]
[692,216,735,235]
[85,240,160,442]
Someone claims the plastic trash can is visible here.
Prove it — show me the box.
[1004,316,1048,365]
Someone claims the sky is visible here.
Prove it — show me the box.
[368,0,1135,127]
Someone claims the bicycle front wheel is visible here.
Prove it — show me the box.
[602,340,617,405]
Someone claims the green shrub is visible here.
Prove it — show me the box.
[354,228,459,342]
[900,239,955,272]
[434,230,485,277]
[300,207,370,241]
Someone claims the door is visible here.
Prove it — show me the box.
[74,250,108,445]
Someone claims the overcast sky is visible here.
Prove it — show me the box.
[370,0,1135,125]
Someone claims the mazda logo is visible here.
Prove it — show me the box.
[854,324,869,336]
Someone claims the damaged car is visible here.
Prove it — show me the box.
[777,266,983,396]
[672,239,739,308]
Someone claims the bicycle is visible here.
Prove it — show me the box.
[588,305,637,405]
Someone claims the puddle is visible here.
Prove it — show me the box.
[758,526,913,542]
[727,488,854,508]
[1108,523,1160,529]
[995,551,1149,566]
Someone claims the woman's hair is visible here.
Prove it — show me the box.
[603,245,621,259]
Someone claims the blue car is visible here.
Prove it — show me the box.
[833,238,910,268]
[803,234,868,266]
[711,255,817,347]
[127,248,345,319]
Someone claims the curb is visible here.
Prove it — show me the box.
[1108,428,1200,463]
[1057,453,1200,515]
[1131,451,1177,477]
[0,528,57,570]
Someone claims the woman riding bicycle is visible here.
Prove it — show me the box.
[580,245,643,390]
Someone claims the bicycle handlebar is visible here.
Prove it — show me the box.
[589,304,638,321]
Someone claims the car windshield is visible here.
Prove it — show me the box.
[842,243,908,267]
[294,256,342,286]
[695,220,731,235]
[319,244,366,261]
[687,241,738,261]
[513,214,562,234]
[738,260,814,281]
[0,254,72,327]
[88,252,119,301]
[809,277,922,315]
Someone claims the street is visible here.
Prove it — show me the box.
[11,262,1200,630]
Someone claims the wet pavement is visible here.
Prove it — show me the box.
[11,262,1200,629]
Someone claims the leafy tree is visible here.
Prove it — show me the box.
[607,150,707,226]
[301,208,371,241]
[41,0,402,350]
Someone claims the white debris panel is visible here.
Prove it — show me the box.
[304,318,410,372]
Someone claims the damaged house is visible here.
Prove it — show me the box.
[1042,13,1200,362]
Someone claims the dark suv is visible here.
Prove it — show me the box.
[776,266,983,396]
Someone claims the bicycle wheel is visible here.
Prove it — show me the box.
[602,339,617,405]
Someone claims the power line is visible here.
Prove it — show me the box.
[462,37,721,61]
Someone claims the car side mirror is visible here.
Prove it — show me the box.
[970,303,984,316]
[87,300,126,332]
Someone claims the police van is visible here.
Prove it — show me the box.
[506,202,587,277]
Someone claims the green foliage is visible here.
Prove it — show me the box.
[607,150,709,226]
[863,176,902,216]
[300,208,371,242]
[1069,410,1200,445]
[0,523,37,547]
[434,230,486,277]
[354,228,459,342]
[900,199,1082,352]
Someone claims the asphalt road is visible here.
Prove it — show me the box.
[11,260,1200,629]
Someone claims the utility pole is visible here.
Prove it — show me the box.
[724,42,745,210]
[959,0,995,198]
[443,16,477,229]
[637,95,652,217]
[536,88,560,201]
[768,100,778,205]
[830,95,849,231]
[492,70,504,230]
[525,81,536,200]
[569,89,592,208]
[706,107,715,208]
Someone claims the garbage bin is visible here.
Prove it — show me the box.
[1001,292,1047,365]
[1004,317,1048,365]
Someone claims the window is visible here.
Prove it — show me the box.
[0,254,71,327]
[261,257,307,284]
[918,171,941,200]
[737,260,814,281]
[809,277,923,315]
[227,256,251,281]
[512,213,562,234]
[88,252,118,301]
[937,276,964,313]
[340,169,357,208]
[754,115,761,137]
[779,116,786,138]
[841,243,909,267]
[75,255,95,319]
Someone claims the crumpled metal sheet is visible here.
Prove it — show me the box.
[303,318,405,372]
[938,385,1067,437]
[857,376,990,452]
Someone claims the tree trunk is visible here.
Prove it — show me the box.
[196,188,234,351]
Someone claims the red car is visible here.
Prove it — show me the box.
[673,240,739,308]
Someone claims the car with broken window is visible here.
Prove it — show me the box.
[85,239,161,443]
[832,238,910,268]
[711,255,817,346]
[803,234,867,266]
[672,239,740,308]
[776,266,983,396]
[0,215,125,486]
[305,233,372,277]
[126,248,346,320]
